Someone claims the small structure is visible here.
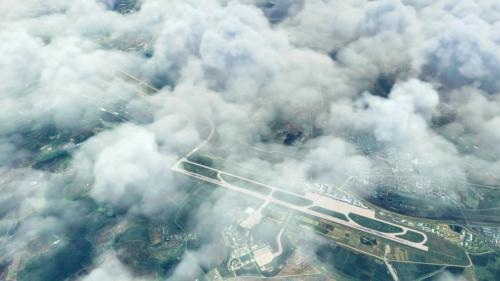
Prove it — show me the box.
[253,246,274,269]
[240,208,263,230]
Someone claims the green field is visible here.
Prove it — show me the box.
[348,213,403,233]
[388,232,470,266]
[309,206,349,221]
[315,244,392,281]
[273,191,313,206]
[18,239,92,281]
[32,149,71,171]
[182,161,219,179]
[396,230,425,243]
[187,153,215,168]
[471,252,500,281]
[392,262,444,281]
[477,188,500,209]
[297,211,469,267]
[174,183,217,232]
[220,174,272,195]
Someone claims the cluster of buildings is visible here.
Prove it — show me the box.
[151,225,197,248]
[117,0,138,14]
[308,182,369,209]
[379,210,500,253]
[223,224,277,274]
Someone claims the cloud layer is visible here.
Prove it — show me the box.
[1,0,499,280]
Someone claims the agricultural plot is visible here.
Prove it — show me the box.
[295,213,469,267]
[388,233,469,266]
[315,244,392,281]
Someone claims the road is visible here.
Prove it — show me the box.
[273,213,292,259]
[384,245,400,281]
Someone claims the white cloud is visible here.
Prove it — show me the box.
[1,0,500,279]
[80,253,151,281]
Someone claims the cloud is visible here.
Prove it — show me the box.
[73,122,192,216]
[419,11,500,92]
[434,271,468,281]
[0,169,94,266]
[80,253,151,281]
[1,0,500,280]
